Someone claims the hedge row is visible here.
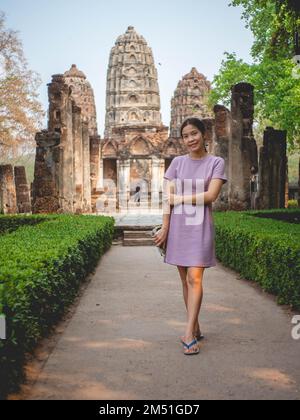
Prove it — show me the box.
[213,209,300,310]
[0,214,115,398]
[0,214,51,235]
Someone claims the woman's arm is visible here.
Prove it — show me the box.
[162,179,175,225]
[170,179,225,206]
[153,179,174,247]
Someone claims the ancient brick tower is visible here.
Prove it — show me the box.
[170,67,212,139]
[104,26,163,138]
[32,65,101,214]
[100,26,169,211]
[63,64,98,137]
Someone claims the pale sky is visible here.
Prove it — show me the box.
[1,0,254,137]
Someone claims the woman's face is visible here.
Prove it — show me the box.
[182,124,205,153]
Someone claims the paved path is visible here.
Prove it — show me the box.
[21,246,300,400]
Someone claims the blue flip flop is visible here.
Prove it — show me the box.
[182,338,200,355]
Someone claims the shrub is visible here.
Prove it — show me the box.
[214,209,300,310]
[0,214,115,398]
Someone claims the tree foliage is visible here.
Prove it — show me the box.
[230,0,299,60]
[0,11,45,162]
[209,1,300,152]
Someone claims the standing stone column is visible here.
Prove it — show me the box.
[90,135,101,213]
[0,165,17,214]
[230,83,258,210]
[14,166,31,214]
[213,105,231,210]
[32,131,61,214]
[256,127,287,209]
[151,157,161,210]
[285,158,289,208]
[47,75,74,213]
[82,121,92,213]
[98,158,104,190]
[90,136,101,194]
[72,104,84,214]
[118,159,131,211]
[60,102,74,213]
[159,159,166,210]
[202,118,215,154]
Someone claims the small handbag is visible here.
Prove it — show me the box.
[151,225,167,257]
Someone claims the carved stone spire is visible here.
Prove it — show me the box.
[63,64,98,136]
[105,26,163,138]
[170,67,212,138]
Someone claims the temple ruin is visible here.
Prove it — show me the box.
[0,26,293,215]
[0,164,31,215]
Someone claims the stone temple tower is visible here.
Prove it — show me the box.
[32,65,101,214]
[170,67,212,138]
[104,26,163,138]
[63,64,98,136]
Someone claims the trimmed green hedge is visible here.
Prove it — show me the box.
[213,209,300,310]
[0,214,51,235]
[0,214,115,398]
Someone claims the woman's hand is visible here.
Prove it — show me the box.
[169,193,183,207]
[153,226,169,248]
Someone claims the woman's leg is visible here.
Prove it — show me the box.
[177,266,188,308]
[183,267,205,351]
[177,266,202,335]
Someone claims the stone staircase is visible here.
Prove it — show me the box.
[123,230,154,247]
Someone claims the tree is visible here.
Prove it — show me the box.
[209,1,300,152]
[230,0,300,59]
[0,10,45,162]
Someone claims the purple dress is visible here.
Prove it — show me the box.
[163,154,228,268]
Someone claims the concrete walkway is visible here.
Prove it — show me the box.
[19,246,300,400]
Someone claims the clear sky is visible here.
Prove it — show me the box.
[1,0,254,137]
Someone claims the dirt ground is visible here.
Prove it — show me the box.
[8,245,300,400]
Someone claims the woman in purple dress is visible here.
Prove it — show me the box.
[154,118,227,356]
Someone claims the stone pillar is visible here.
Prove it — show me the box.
[118,159,131,211]
[285,157,289,208]
[72,104,84,214]
[250,173,259,210]
[32,131,61,214]
[159,159,166,210]
[0,165,17,214]
[47,74,75,213]
[230,83,258,210]
[213,105,231,210]
[256,127,287,209]
[14,166,31,214]
[202,118,215,154]
[97,158,104,190]
[82,121,92,213]
[60,100,74,213]
[151,157,161,210]
[90,135,101,194]
[90,135,101,213]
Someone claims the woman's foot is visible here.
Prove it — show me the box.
[181,336,200,355]
[193,323,205,341]
[180,327,204,343]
